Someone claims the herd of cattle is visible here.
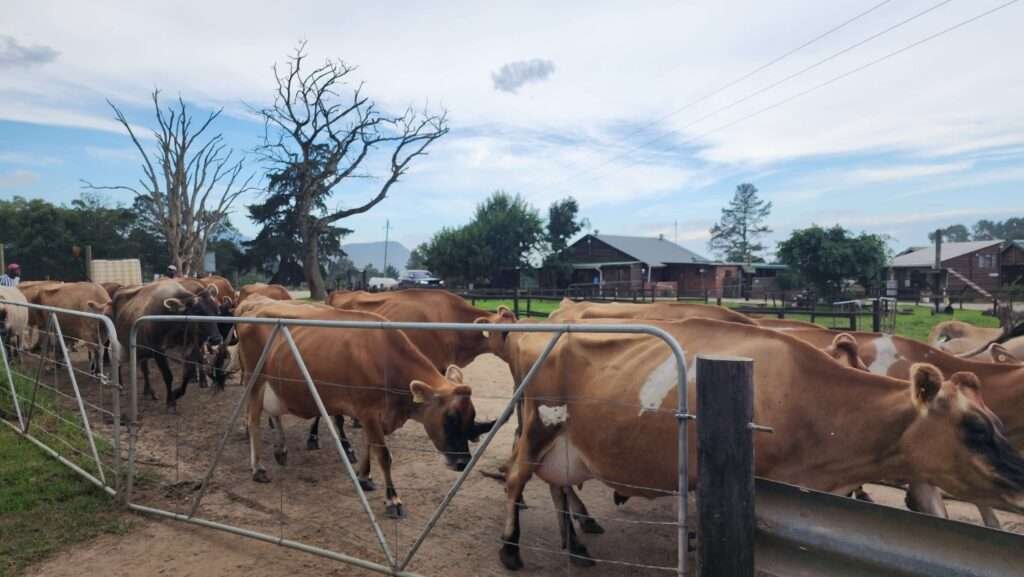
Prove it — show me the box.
[2,277,1024,570]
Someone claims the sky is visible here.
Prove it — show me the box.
[1,0,1023,260]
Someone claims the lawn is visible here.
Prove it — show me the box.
[469,298,1000,342]
[0,370,128,577]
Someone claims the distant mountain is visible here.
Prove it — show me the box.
[342,241,410,273]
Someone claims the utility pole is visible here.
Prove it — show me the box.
[383,219,392,275]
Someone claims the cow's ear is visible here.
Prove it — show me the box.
[910,363,943,409]
[221,296,234,308]
[497,305,517,322]
[470,419,495,442]
[950,371,982,392]
[445,365,464,383]
[989,344,1020,364]
[163,298,186,313]
[410,380,435,404]
[473,317,491,339]
[205,284,219,298]
[827,333,865,371]
[85,300,104,313]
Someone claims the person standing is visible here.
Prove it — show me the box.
[165,264,178,279]
[0,263,20,287]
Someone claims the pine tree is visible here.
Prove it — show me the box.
[708,183,772,264]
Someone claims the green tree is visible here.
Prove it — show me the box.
[384,264,400,279]
[928,225,970,243]
[776,225,889,298]
[541,197,587,287]
[406,246,427,270]
[244,145,351,285]
[973,218,1024,240]
[421,191,542,286]
[708,183,772,264]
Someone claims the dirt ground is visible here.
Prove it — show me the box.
[18,350,1024,577]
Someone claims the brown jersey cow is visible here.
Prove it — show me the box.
[33,282,112,374]
[548,297,756,325]
[238,283,291,304]
[487,318,1024,569]
[235,300,494,518]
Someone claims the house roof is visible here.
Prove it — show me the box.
[589,234,709,266]
[890,240,1003,268]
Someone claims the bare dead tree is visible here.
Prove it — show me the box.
[84,90,255,276]
[259,42,448,299]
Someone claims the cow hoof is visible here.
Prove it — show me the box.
[359,478,377,492]
[578,518,605,534]
[499,545,524,571]
[569,548,596,568]
[385,503,406,519]
[613,492,630,506]
[306,437,320,451]
[253,469,270,483]
[274,449,288,467]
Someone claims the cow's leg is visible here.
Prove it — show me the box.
[905,481,949,518]
[270,415,288,466]
[978,505,1002,529]
[141,358,158,401]
[306,416,321,450]
[550,485,595,567]
[356,419,376,492]
[154,354,176,411]
[172,348,199,402]
[500,411,558,571]
[363,421,402,519]
[196,344,209,389]
[247,384,270,483]
[566,486,604,534]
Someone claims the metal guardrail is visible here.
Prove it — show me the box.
[128,315,693,577]
[755,478,1024,577]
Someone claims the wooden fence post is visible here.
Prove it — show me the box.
[697,355,755,577]
[84,245,93,281]
[872,299,882,333]
[512,289,520,318]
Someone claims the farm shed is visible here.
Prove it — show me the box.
[565,233,714,294]
[887,240,1022,300]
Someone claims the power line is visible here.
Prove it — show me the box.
[546,0,1020,195]
[518,0,896,190]
[534,0,958,194]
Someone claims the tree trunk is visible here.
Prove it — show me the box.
[303,226,326,300]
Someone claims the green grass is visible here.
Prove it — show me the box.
[470,298,1000,342]
[0,371,128,577]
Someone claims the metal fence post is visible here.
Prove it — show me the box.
[697,355,755,577]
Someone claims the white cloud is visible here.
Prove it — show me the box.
[0,151,62,166]
[0,169,40,187]
[847,161,974,183]
[492,59,555,93]
[0,35,58,68]
[84,146,139,162]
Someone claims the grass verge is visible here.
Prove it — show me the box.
[0,368,128,577]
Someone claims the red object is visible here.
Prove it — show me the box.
[6,263,19,272]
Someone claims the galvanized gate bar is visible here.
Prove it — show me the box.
[398,329,565,571]
[186,323,283,519]
[279,325,397,568]
[48,311,106,484]
[0,325,24,429]
[129,315,692,577]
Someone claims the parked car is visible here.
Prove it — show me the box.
[399,269,444,288]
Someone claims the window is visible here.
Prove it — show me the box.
[977,253,996,269]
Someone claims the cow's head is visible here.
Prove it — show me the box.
[900,363,1024,511]
[163,284,223,346]
[410,365,495,471]
[471,306,517,360]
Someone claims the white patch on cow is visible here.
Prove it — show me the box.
[538,404,568,427]
[638,355,689,415]
[536,435,593,487]
[868,335,900,375]
[262,385,287,416]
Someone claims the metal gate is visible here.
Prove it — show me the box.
[122,315,693,577]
